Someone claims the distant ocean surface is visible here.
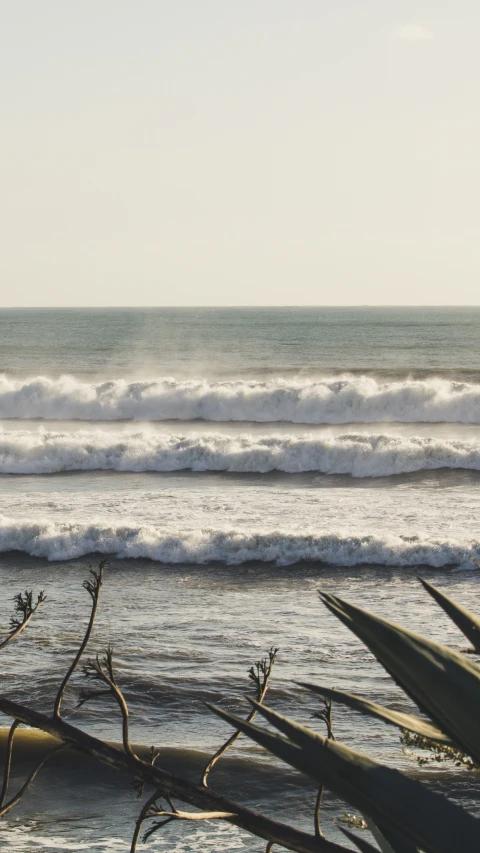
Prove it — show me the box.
[1,307,480,851]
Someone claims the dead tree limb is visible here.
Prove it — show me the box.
[53,561,104,718]
[202,647,278,787]
[0,695,346,853]
[84,647,137,761]
[0,719,20,809]
[312,698,335,838]
[0,591,46,651]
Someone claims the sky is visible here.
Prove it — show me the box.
[1,1,479,307]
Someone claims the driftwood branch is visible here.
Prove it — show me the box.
[53,561,104,718]
[0,695,347,853]
[202,647,278,787]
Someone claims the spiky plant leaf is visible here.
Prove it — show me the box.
[297,683,449,743]
[340,828,380,852]
[419,578,480,653]
[319,592,480,763]
[366,820,417,853]
[207,701,480,853]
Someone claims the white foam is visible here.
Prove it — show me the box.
[0,822,248,852]
[0,515,477,567]
[2,374,480,423]
[2,428,480,476]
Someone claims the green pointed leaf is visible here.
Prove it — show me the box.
[419,578,480,652]
[207,701,480,853]
[366,820,417,853]
[319,591,480,763]
[297,682,450,744]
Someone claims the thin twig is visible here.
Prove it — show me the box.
[314,787,324,838]
[0,719,20,808]
[84,648,137,760]
[53,561,104,719]
[140,806,237,846]
[131,789,163,853]
[142,816,175,839]
[0,591,46,651]
[0,744,65,818]
[202,647,278,787]
[312,698,334,837]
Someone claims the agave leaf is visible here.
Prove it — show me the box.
[419,578,480,652]
[297,683,450,744]
[365,819,417,853]
[345,819,415,853]
[207,701,480,853]
[340,828,380,852]
[319,591,480,763]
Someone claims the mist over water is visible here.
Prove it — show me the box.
[4,374,480,423]
[4,427,480,475]
[1,307,480,851]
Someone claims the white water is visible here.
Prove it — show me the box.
[3,427,480,476]
[0,515,478,566]
[3,374,480,423]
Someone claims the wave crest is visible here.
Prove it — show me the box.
[2,429,480,476]
[2,374,480,423]
[0,517,477,567]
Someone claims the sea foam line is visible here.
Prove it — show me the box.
[2,429,480,476]
[0,517,478,566]
[2,374,480,424]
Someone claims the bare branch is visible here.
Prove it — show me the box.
[131,789,163,853]
[314,787,324,839]
[132,788,236,850]
[150,808,237,821]
[312,698,334,837]
[0,591,46,651]
[84,647,137,761]
[53,560,105,719]
[0,719,20,808]
[142,816,175,840]
[141,807,236,848]
[202,647,278,787]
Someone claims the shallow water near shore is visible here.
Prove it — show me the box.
[1,555,480,850]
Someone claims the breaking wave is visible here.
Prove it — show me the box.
[2,374,480,424]
[4,429,480,477]
[0,517,478,567]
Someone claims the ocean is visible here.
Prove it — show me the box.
[0,306,479,852]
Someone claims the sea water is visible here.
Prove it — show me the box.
[0,307,479,851]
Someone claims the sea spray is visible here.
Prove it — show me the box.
[2,374,480,423]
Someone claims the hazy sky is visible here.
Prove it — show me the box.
[1,1,479,306]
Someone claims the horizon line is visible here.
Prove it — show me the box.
[1,305,480,310]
